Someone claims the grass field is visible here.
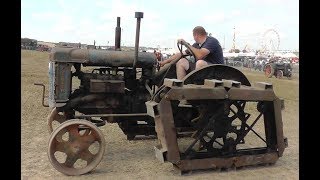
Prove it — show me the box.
[21,50,298,179]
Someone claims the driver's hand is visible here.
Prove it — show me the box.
[159,60,166,67]
[177,38,188,46]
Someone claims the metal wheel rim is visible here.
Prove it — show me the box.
[277,70,283,79]
[47,107,67,134]
[264,64,273,78]
[48,119,106,176]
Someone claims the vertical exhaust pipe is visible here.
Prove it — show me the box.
[133,12,143,70]
[115,17,121,51]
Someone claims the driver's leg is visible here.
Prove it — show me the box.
[195,60,212,70]
[176,58,189,79]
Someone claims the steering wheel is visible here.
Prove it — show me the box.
[155,40,196,83]
[177,41,196,61]
[156,61,161,71]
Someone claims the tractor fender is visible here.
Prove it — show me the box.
[183,64,251,86]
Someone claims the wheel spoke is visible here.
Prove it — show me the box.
[214,138,223,147]
[80,149,95,164]
[64,154,78,168]
[55,128,67,142]
[83,133,97,143]
[208,134,219,146]
[200,137,212,152]
[79,128,91,136]
[48,120,106,175]
[52,138,68,152]
[68,124,80,139]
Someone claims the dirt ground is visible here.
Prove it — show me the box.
[21,50,299,179]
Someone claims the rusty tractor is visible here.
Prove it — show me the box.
[264,62,292,79]
[35,12,288,176]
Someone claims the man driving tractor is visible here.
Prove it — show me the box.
[160,26,224,79]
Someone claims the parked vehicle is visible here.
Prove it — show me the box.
[264,62,292,79]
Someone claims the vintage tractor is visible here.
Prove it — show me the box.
[35,12,288,176]
[264,62,292,79]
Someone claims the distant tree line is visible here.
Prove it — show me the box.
[21,38,37,50]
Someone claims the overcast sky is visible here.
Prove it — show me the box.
[21,0,299,51]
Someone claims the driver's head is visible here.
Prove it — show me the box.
[193,26,207,43]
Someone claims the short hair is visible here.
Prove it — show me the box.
[193,26,207,36]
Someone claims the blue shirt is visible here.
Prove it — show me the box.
[192,36,224,64]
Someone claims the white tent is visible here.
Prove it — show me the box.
[245,52,256,57]
[282,53,298,58]
[274,52,283,57]
[223,52,238,57]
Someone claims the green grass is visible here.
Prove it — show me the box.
[21,50,49,61]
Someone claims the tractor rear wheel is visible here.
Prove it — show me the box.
[264,64,274,78]
[276,70,283,79]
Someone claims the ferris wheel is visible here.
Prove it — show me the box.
[260,29,280,52]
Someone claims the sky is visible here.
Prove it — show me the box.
[21,0,299,51]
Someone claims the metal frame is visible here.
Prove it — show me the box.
[147,79,287,173]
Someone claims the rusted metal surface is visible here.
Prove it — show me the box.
[153,98,180,163]
[145,101,159,118]
[34,83,49,107]
[273,97,286,156]
[133,12,143,69]
[154,145,167,163]
[62,94,107,110]
[203,79,223,87]
[115,17,121,51]
[162,77,227,101]
[163,78,183,87]
[48,120,106,175]
[90,79,125,93]
[74,113,148,118]
[47,107,67,133]
[148,78,287,172]
[176,152,279,172]
[50,48,156,68]
[48,61,72,107]
[165,84,227,100]
[222,79,241,88]
[227,86,276,101]
[255,82,273,90]
[183,64,251,86]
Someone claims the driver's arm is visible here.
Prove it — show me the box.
[185,44,210,60]
[159,52,182,66]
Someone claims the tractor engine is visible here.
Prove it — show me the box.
[47,47,157,139]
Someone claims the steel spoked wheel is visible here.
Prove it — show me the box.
[264,64,274,78]
[47,108,67,134]
[200,101,247,154]
[48,120,106,176]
